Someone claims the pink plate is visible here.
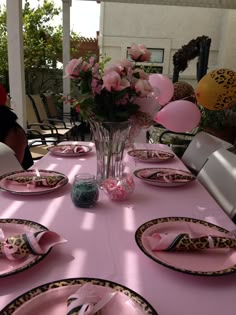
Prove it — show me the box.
[48,143,92,157]
[128,149,174,163]
[1,278,158,315]
[0,218,49,278]
[134,168,195,187]
[0,169,68,195]
[135,217,236,276]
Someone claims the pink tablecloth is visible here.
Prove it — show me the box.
[0,141,235,315]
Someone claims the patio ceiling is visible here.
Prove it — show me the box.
[83,0,236,9]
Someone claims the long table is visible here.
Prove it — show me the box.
[0,142,236,315]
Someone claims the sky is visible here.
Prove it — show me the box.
[0,0,101,38]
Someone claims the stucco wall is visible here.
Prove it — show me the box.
[99,3,236,85]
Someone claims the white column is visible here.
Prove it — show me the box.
[6,0,26,128]
[218,10,236,71]
[62,0,72,114]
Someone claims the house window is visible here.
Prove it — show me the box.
[148,49,164,63]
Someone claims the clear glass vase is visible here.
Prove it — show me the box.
[88,119,131,185]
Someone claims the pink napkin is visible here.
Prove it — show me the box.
[67,283,116,315]
[145,232,236,251]
[0,229,67,260]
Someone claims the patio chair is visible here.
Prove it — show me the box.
[0,142,23,176]
[181,131,233,174]
[41,93,87,140]
[40,93,76,129]
[25,94,59,141]
[28,137,57,161]
[197,148,236,222]
[158,129,196,158]
[27,94,74,141]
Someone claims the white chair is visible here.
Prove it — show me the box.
[197,148,236,220]
[0,142,23,176]
[181,131,233,174]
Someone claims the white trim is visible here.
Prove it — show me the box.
[62,0,72,114]
[6,0,26,128]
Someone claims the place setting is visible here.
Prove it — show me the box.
[133,167,195,187]
[0,218,67,278]
[0,169,68,195]
[1,277,158,315]
[128,149,175,163]
[47,143,92,157]
[135,217,236,276]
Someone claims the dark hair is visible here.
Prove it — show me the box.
[0,106,19,142]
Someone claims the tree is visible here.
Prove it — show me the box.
[0,0,81,92]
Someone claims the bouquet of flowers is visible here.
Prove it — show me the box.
[65,43,158,124]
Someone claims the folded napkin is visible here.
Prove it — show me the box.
[59,145,85,154]
[0,228,67,260]
[6,174,64,188]
[145,232,236,251]
[67,283,116,315]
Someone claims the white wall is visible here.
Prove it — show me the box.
[99,3,236,85]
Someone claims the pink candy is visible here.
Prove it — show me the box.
[102,174,135,201]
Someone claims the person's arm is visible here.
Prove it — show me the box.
[4,126,28,164]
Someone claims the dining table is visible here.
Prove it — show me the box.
[0,141,236,315]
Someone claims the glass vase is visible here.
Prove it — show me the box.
[88,119,131,185]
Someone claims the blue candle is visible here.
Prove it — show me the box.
[71,174,99,208]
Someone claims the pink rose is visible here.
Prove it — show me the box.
[128,44,151,62]
[135,79,153,97]
[65,59,81,78]
[104,64,122,75]
[103,71,130,92]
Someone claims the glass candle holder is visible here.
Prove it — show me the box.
[71,174,99,208]
[102,173,135,201]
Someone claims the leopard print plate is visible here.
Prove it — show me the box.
[128,149,175,163]
[1,278,158,315]
[0,169,68,195]
[134,168,195,187]
[135,217,236,276]
[0,218,49,278]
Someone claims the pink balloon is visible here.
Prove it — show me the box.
[149,74,174,106]
[154,100,201,132]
